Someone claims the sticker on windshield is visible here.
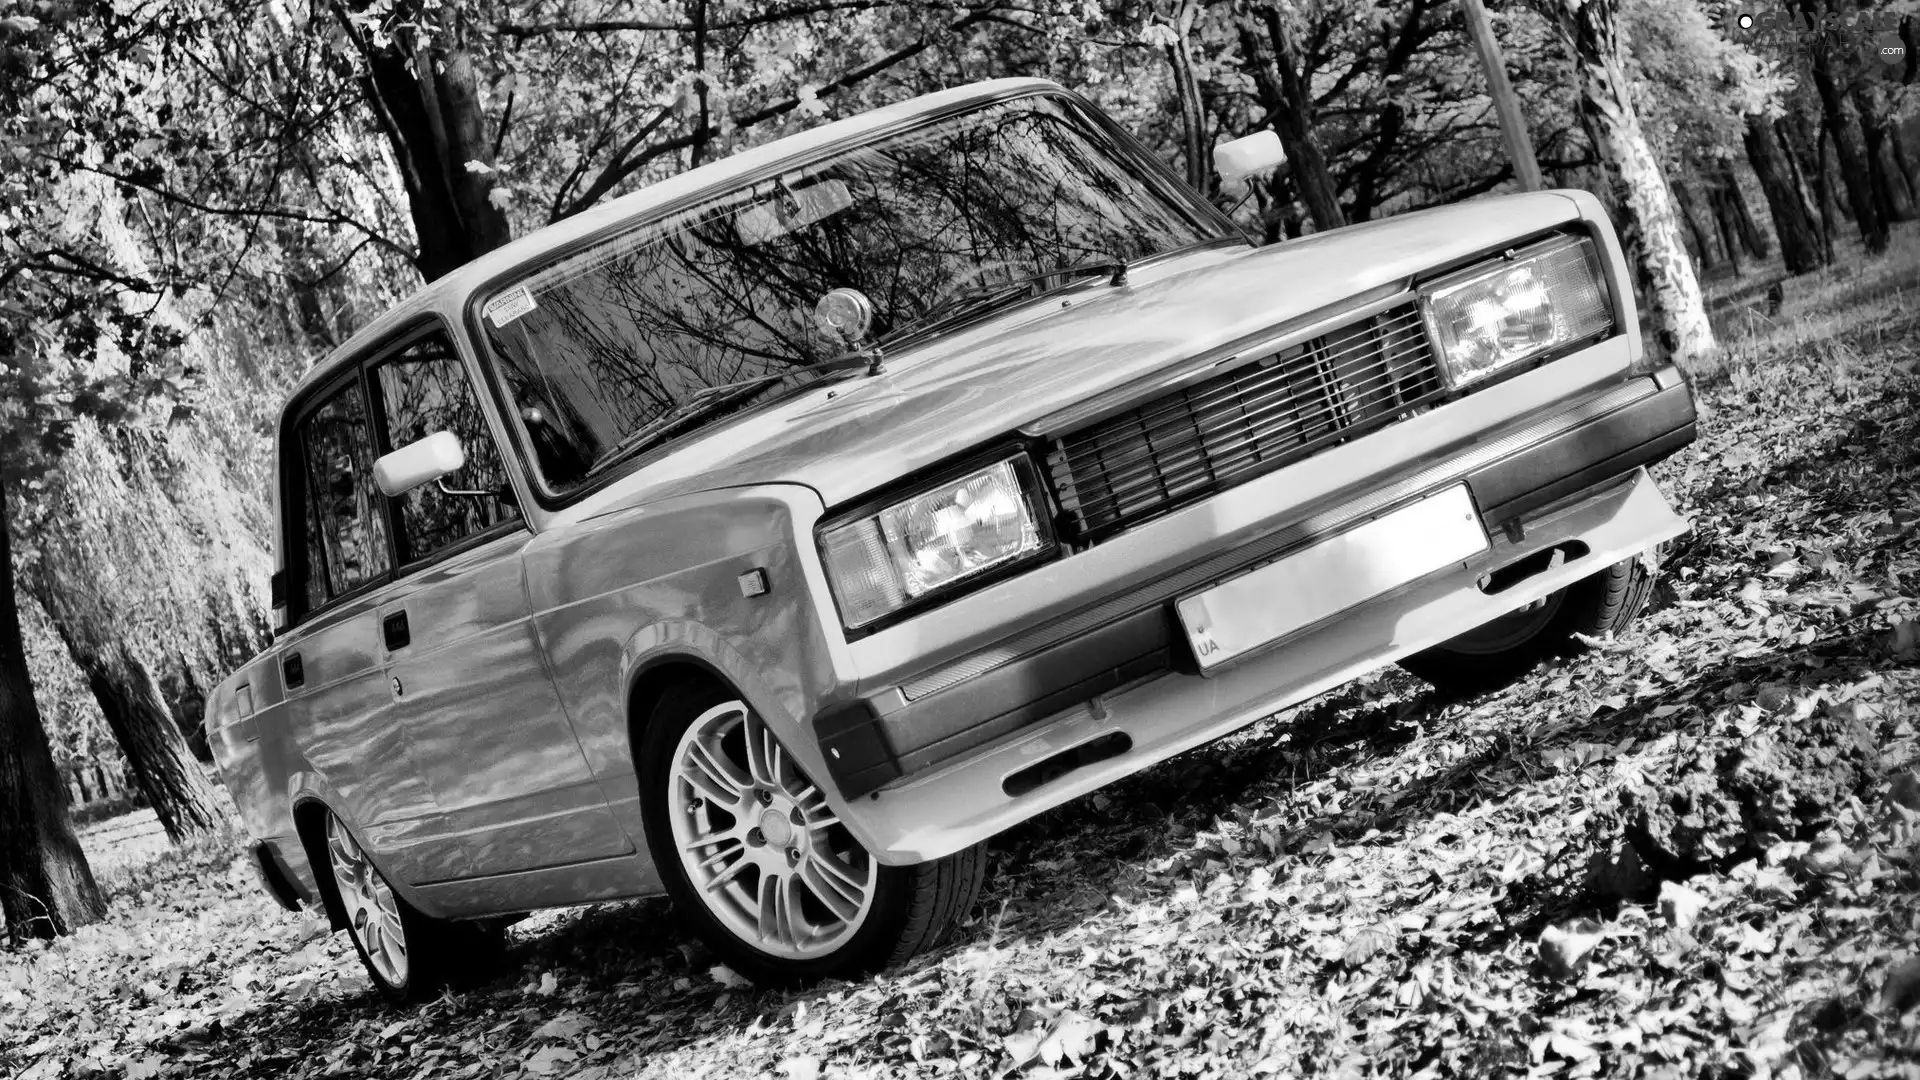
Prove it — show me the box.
[484,286,538,327]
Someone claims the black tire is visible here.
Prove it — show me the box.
[1400,556,1654,696]
[319,810,507,1003]
[639,681,986,985]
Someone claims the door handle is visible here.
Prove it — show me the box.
[282,653,305,689]
[382,610,411,651]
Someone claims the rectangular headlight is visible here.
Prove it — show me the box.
[1420,236,1613,388]
[820,458,1050,629]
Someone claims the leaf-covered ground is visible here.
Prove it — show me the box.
[8,245,1920,1080]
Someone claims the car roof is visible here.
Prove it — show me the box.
[286,76,1064,402]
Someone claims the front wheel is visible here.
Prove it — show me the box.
[640,684,985,984]
[1399,556,1654,696]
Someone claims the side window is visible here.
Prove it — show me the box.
[297,381,392,607]
[373,333,522,563]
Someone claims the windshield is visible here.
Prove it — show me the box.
[479,92,1233,494]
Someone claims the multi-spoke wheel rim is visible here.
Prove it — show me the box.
[668,701,877,960]
[325,815,409,988]
[1445,588,1567,656]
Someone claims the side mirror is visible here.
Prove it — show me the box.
[1214,130,1287,186]
[373,430,465,497]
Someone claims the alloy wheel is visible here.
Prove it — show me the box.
[325,814,409,988]
[667,701,876,959]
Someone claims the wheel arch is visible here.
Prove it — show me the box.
[624,653,735,770]
[613,624,858,857]
[291,796,351,932]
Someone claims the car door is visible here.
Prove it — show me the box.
[279,368,467,885]
[368,327,635,877]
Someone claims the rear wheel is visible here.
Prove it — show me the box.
[322,812,504,1002]
[1400,556,1654,696]
[640,683,985,984]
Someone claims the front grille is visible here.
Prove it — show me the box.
[1046,302,1446,541]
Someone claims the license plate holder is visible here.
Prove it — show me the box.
[1177,484,1489,672]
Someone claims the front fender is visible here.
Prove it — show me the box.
[524,483,861,855]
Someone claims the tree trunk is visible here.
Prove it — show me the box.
[0,483,104,943]
[1675,182,1716,275]
[1827,131,1852,221]
[1715,162,1768,259]
[39,611,221,843]
[1160,0,1209,193]
[1744,114,1826,274]
[1801,3,1888,252]
[1238,6,1345,231]
[1852,82,1915,223]
[332,0,513,281]
[1709,184,1742,276]
[1532,0,1715,369]
[688,0,711,169]
[1776,117,1836,260]
[1891,126,1920,201]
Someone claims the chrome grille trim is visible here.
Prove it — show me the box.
[897,375,1653,701]
[1047,303,1446,541]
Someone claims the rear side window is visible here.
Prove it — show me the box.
[297,381,392,608]
[372,334,521,563]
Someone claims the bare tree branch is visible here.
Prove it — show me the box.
[553,6,999,220]
[499,0,909,38]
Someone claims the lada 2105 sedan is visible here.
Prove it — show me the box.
[208,77,1696,999]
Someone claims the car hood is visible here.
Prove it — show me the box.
[558,191,1586,523]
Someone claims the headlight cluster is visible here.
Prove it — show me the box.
[820,457,1049,628]
[1420,235,1613,387]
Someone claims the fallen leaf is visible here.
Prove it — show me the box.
[710,965,751,989]
[1887,770,1920,813]
[1040,1011,1096,1066]
[1537,919,1606,980]
[1003,1029,1043,1067]
[522,1046,578,1076]
[533,1012,591,1042]
[1658,881,1708,930]
[776,1056,822,1080]
[1340,925,1395,967]
[1887,618,1919,662]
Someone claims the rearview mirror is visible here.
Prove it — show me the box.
[736,178,855,245]
[1214,130,1287,186]
[373,431,465,497]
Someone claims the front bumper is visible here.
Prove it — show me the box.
[818,368,1695,864]
[853,467,1687,863]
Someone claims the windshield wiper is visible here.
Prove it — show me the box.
[875,258,1130,351]
[607,256,1133,462]
[603,351,873,463]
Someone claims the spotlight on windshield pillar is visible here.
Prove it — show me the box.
[815,288,874,344]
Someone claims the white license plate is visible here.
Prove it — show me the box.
[1177,484,1489,671]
